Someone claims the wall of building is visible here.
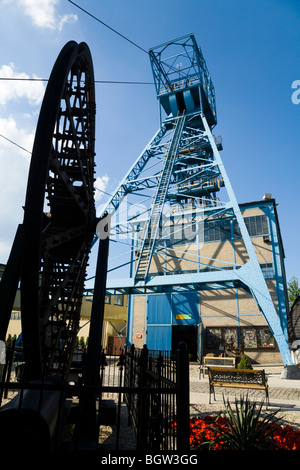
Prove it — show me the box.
[132,295,147,349]
[1,199,288,365]
[5,294,128,352]
[129,200,288,364]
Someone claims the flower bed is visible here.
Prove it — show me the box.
[190,415,300,450]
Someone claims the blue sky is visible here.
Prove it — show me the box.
[0,0,299,287]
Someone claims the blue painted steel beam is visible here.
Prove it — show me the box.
[96,34,292,366]
[201,115,292,365]
[262,203,289,340]
[100,125,168,217]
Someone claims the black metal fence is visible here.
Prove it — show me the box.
[124,343,190,452]
[0,340,190,451]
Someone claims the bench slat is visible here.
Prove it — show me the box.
[211,382,266,390]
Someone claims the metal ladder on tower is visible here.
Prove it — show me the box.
[134,113,186,281]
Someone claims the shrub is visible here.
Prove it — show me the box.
[209,395,280,450]
[238,353,253,370]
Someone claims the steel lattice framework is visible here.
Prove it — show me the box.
[100,34,293,366]
[0,41,103,383]
[0,41,111,447]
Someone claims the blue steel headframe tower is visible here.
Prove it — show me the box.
[99,34,292,365]
[149,34,217,127]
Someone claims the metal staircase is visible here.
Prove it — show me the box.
[134,114,186,280]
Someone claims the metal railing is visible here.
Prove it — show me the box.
[0,340,190,451]
[124,343,190,452]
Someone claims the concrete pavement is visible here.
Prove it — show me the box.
[188,363,300,411]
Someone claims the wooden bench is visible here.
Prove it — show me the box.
[207,367,269,406]
[199,356,236,378]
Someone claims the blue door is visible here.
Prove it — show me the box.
[146,325,172,351]
[146,293,200,352]
[146,294,172,351]
[172,293,200,325]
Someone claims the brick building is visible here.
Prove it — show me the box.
[128,196,289,364]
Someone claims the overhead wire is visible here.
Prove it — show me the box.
[0,77,153,85]
[0,0,153,86]
[67,0,149,55]
[0,0,154,158]
[0,2,168,292]
[0,0,155,244]
[0,133,31,154]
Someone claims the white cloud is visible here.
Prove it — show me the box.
[14,0,78,30]
[0,115,33,262]
[58,13,78,32]
[0,115,34,157]
[95,175,110,217]
[95,175,109,202]
[17,0,58,29]
[0,58,43,262]
[0,63,45,106]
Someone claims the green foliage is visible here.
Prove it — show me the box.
[238,353,253,370]
[5,334,16,345]
[210,395,280,450]
[75,336,86,349]
[6,334,12,344]
[288,276,300,308]
[61,423,75,441]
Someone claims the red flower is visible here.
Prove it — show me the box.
[187,416,300,450]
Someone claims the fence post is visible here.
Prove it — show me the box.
[137,344,148,452]
[176,341,190,451]
[125,344,135,425]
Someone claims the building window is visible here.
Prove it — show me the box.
[261,263,274,279]
[241,327,275,349]
[10,312,21,320]
[203,214,269,243]
[114,294,124,306]
[206,327,238,349]
[165,220,197,246]
[158,213,270,247]
[244,215,269,237]
[104,294,111,304]
[204,220,232,242]
[206,326,275,350]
